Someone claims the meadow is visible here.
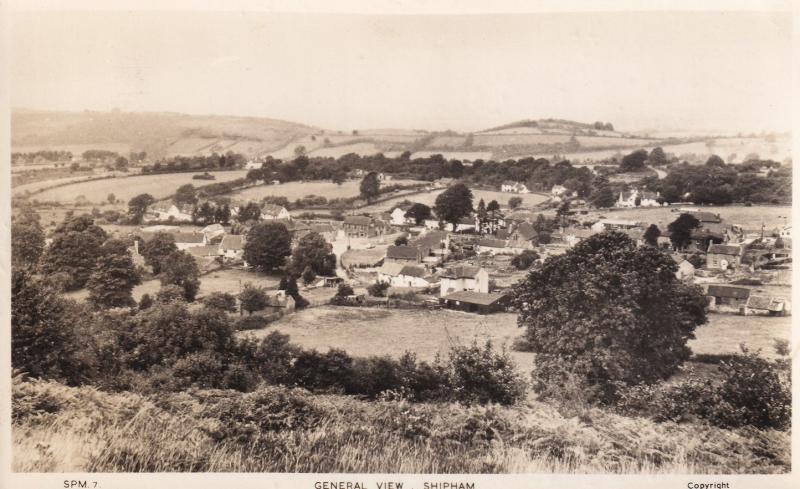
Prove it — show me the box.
[230,179,425,202]
[33,170,250,204]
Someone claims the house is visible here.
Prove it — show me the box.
[476,238,511,255]
[706,284,750,311]
[616,189,661,208]
[412,230,449,258]
[343,215,381,238]
[265,290,296,314]
[434,177,455,188]
[378,173,392,181]
[187,245,222,272]
[501,181,530,193]
[390,207,410,226]
[509,222,538,244]
[219,234,245,261]
[671,255,696,281]
[172,232,208,251]
[556,227,596,247]
[147,203,193,222]
[424,216,477,233]
[591,219,641,232]
[778,225,791,239]
[316,276,344,288]
[385,245,422,263]
[201,223,226,242]
[377,262,431,288]
[245,160,262,170]
[440,291,511,314]
[261,204,291,221]
[689,226,726,252]
[309,223,337,242]
[706,244,743,270]
[439,265,489,297]
[551,185,568,197]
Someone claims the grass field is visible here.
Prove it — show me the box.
[587,205,791,233]
[230,179,425,202]
[34,170,250,204]
[689,313,791,360]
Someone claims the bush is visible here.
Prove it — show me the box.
[234,315,270,331]
[367,281,390,297]
[446,341,528,405]
[510,250,539,270]
[290,348,353,393]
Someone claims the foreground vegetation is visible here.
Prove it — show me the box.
[13,377,790,473]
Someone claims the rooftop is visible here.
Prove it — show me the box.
[440,265,482,279]
[707,284,751,300]
[344,215,373,226]
[386,245,420,260]
[442,290,508,306]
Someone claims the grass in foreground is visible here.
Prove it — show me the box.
[13,378,789,473]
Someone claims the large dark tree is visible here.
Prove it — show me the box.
[159,250,201,301]
[433,183,473,230]
[590,176,616,208]
[404,203,432,225]
[11,211,45,268]
[237,202,263,223]
[128,193,155,224]
[513,231,707,403]
[643,224,661,247]
[173,184,198,206]
[647,147,668,166]
[290,232,336,276]
[238,282,269,315]
[86,239,141,309]
[667,213,701,250]
[40,215,108,290]
[620,149,648,172]
[359,172,381,203]
[279,275,309,308]
[244,222,292,272]
[140,232,178,275]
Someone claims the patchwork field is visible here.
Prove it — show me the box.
[33,170,250,204]
[587,205,791,233]
[309,142,383,158]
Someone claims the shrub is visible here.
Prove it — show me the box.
[446,341,527,405]
[289,348,353,393]
[510,250,539,270]
[201,292,238,313]
[234,315,270,331]
[367,281,390,297]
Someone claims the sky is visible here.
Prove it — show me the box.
[9,9,793,133]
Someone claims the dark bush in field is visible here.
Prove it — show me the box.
[367,281,390,297]
[233,315,270,331]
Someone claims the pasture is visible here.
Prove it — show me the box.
[230,179,425,202]
[587,205,791,233]
[689,313,791,360]
[33,170,250,204]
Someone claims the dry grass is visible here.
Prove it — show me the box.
[12,378,790,473]
[689,313,791,360]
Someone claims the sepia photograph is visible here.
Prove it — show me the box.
[2,1,796,487]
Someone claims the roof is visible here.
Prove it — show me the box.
[172,232,205,244]
[440,265,482,279]
[515,222,537,241]
[671,254,690,266]
[344,215,373,226]
[202,223,225,233]
[597,218,640,226]
[220,234,244,250]
[386,245,420,260]
[707,284,751,300]
[379,262,406,276]
[495,228,510,240]
[310,223,336,233]
[688,211,722,223]
[507,211,538,223]
[442,291,508,306]
[412,230,447,249]
[399,265,428,278]
[187,245,221,257]
[477,238,506,248]
[746,295,776,310]
[562,227,595,239]
[708,244,742,256]
[261,204,287,216]
[458,215,476,225]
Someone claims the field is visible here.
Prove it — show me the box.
[230,179,425,202]
[361,187,549,214]
[12,175,101,195]
[587,205,791,233]
[410,150,493,161]
[33,170,250,204]
[689,313,791,360]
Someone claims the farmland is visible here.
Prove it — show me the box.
[32,170,250,204]
[229,178,426,202]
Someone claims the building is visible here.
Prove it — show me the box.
[265,290,296,314]
[476,238,511,255]
[412,230,449,258]
[385,245,422,263]
[616,189,661,208]
[172,232,208,251]
[377,173,393,181]
[706,244,743,270]
[440,291,511,314]
[377,263,431,288]
[343,215,382,238]
[309,223,338,242]
[245,160,262,170]
[501,181,530,193]
[439,265,489,297]
[147,203,193,222]
[687,211,722,225]
[201,223,226,241]
[706,285,750,311]
[591,219,641,232]
[556,227,596,247]
[551,185,568,197]
[745,295,787,316]
[261,204,291,221]
[219,234,245,261]
[671,255,696,281]
[390,207,408,226]
[423,216,477,233]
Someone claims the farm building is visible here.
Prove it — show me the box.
[440,291,511,314]
[385,245,422,263]
[343,215,382,238]
[147,203,193,223]
[261,204,291,221]
[439,265,489,297]
[616,189,661,208]
[671,255,696,281]
[591,219,641,232]
[412,230,449,258]
[706,284,750,311]
[219,234,245,261]
[172,232,208,251]
[706,244,743,270]
[476,238,512,255]
[377,263,432,288]
[501,181,530,193]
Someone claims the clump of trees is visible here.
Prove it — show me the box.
[434,183,473,230]
[244,223,292,272]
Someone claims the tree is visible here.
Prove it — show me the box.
[331,169,347,185]
[86,239,141,309]
[433,183,473,231]
[201,292,238,313]
[643,224,661,247]
[156,284,187,303]
[508,196,523,209]
[114,156,129,171]
[486,200,502,233]
[139,293,154,310]
[512,231,708,403]
[237,202,262,223]
[279,275,308,308]
[620,149,648,172]
[174,184,197,206]
[394,235,408,246]
[290,231,336,276]
[246,168,263,183]
[591,176,616,208]
[139,232,178,275]
[404,203,432,225]
[11,212,45,268]
[159,250,201,301]
[476,198,488,230]
[335,283,355,297]
[244,222,292,272]
[214,203,231,224]
[302,266,317,285]
[510,249,539,270]
[40,215,108,290]
[367,281,390,297]
[107,193,117,204]
[359,172,381,203]
[12,270,86,384]
[667,213,701,250]
[128,193,155,224]
[647,147,668,166]
[706,154,726,167]
[238,282,269,315]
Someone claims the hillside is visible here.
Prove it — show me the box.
[13,378,790,473]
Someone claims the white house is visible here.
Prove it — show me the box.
[201,223,226,241]
[261,204,292,221]
[591,219,641,232]
[779,225,791,239]
[551,185,568,197]
[616,189,661,208]
[671,255,696,281]
[423,216,477,233]
[244,160,262,170]
[501,181,530,193]
[377,262,431,288]
[439,265,489,297]
[378,173,393,181]
[148,203,193,223]
[172,231,208,251]
[390,207,410,226]
[219,234,246,261]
